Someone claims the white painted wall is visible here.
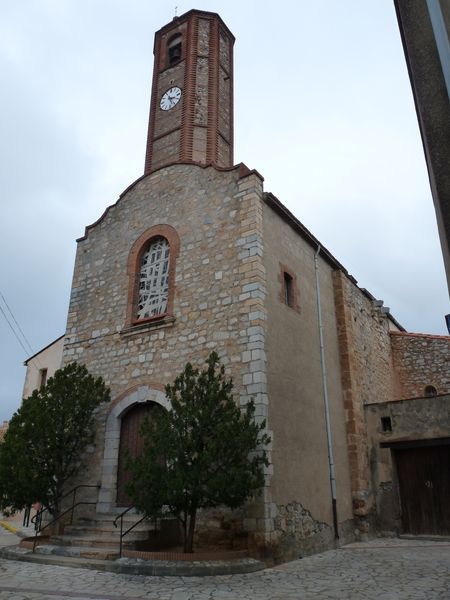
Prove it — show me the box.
[22,336,64,399]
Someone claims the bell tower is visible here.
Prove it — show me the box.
[144,10,235,174]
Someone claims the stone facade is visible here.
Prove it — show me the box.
[262,198,355,559]
[390,332,450,399]
[62,163,273,537]
[59,153,450,559]
[36,7,450,563]
[332,270,398,530]
[62,158,361,559]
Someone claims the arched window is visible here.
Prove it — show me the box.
[424,385,437,397]
[137,237,170,319]
[167,34,182,66]
[126,224,180,328]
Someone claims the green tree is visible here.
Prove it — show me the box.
[0,362,110,517]
[126,352,270,553]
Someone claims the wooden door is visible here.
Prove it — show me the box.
[116,402,161,506]
[395,445,450,535]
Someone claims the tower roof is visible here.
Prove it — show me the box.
[154,9,235,47]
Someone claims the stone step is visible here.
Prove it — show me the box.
[49,535,138,549]
[75,514,155,529]
[35,543,120,561]
[80,511,144,523]
[64,523,152,537]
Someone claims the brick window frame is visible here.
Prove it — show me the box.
[278,263,300,313]
[160,29,186,71]
[167,33,183,66]
[126,224,180,327]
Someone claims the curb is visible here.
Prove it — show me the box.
[0,545,266,576]
[0,521,19,535]
[0,520,33,538]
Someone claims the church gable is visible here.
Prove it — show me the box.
[66,164,245,361]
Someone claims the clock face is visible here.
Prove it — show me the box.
[160,86,182,111]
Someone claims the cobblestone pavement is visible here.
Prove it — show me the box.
[0,527,449,600]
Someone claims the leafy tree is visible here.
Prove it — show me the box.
[0,362,110,517]
[126,352,270,553]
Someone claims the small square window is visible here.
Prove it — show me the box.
[381,416,392,432]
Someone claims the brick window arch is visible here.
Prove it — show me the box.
[126,225,180,326]
[167,33,182,66]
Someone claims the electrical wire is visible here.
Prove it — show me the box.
[0,290,44,369]
[0,302,30,357]
[0,290,35,356]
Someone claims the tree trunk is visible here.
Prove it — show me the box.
[184,507,196,553]
[182,514,187,552]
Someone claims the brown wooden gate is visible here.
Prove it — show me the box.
[116,402,162,506]
[395,444,450,535]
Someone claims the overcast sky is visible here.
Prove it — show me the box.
[1,1,448,422]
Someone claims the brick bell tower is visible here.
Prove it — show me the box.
[144,10,235,174]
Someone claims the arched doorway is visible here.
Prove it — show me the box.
[97,385,170,514]
[116,401,163,506]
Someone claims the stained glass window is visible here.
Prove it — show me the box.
[137,238,170,319]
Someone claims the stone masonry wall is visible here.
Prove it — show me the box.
[262,204,355,558]
[332,271,396,530]
[365,394,450,533]
[61,163,272,550]
[390,332,450,399]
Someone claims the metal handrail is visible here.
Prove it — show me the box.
[113,506,150,558]
[31,484,100,552]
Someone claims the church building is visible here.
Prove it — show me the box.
[29,9,450,563]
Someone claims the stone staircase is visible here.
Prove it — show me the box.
[32,512,155,560]
[1,511,266,575]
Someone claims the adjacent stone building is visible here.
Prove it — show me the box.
[27,9,450,562]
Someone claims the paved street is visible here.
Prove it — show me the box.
[0,526,449,600]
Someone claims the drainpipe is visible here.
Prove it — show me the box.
[314,245,339,540]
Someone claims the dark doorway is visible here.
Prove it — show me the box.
[116,402,162,506]
[395,445,450,535]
